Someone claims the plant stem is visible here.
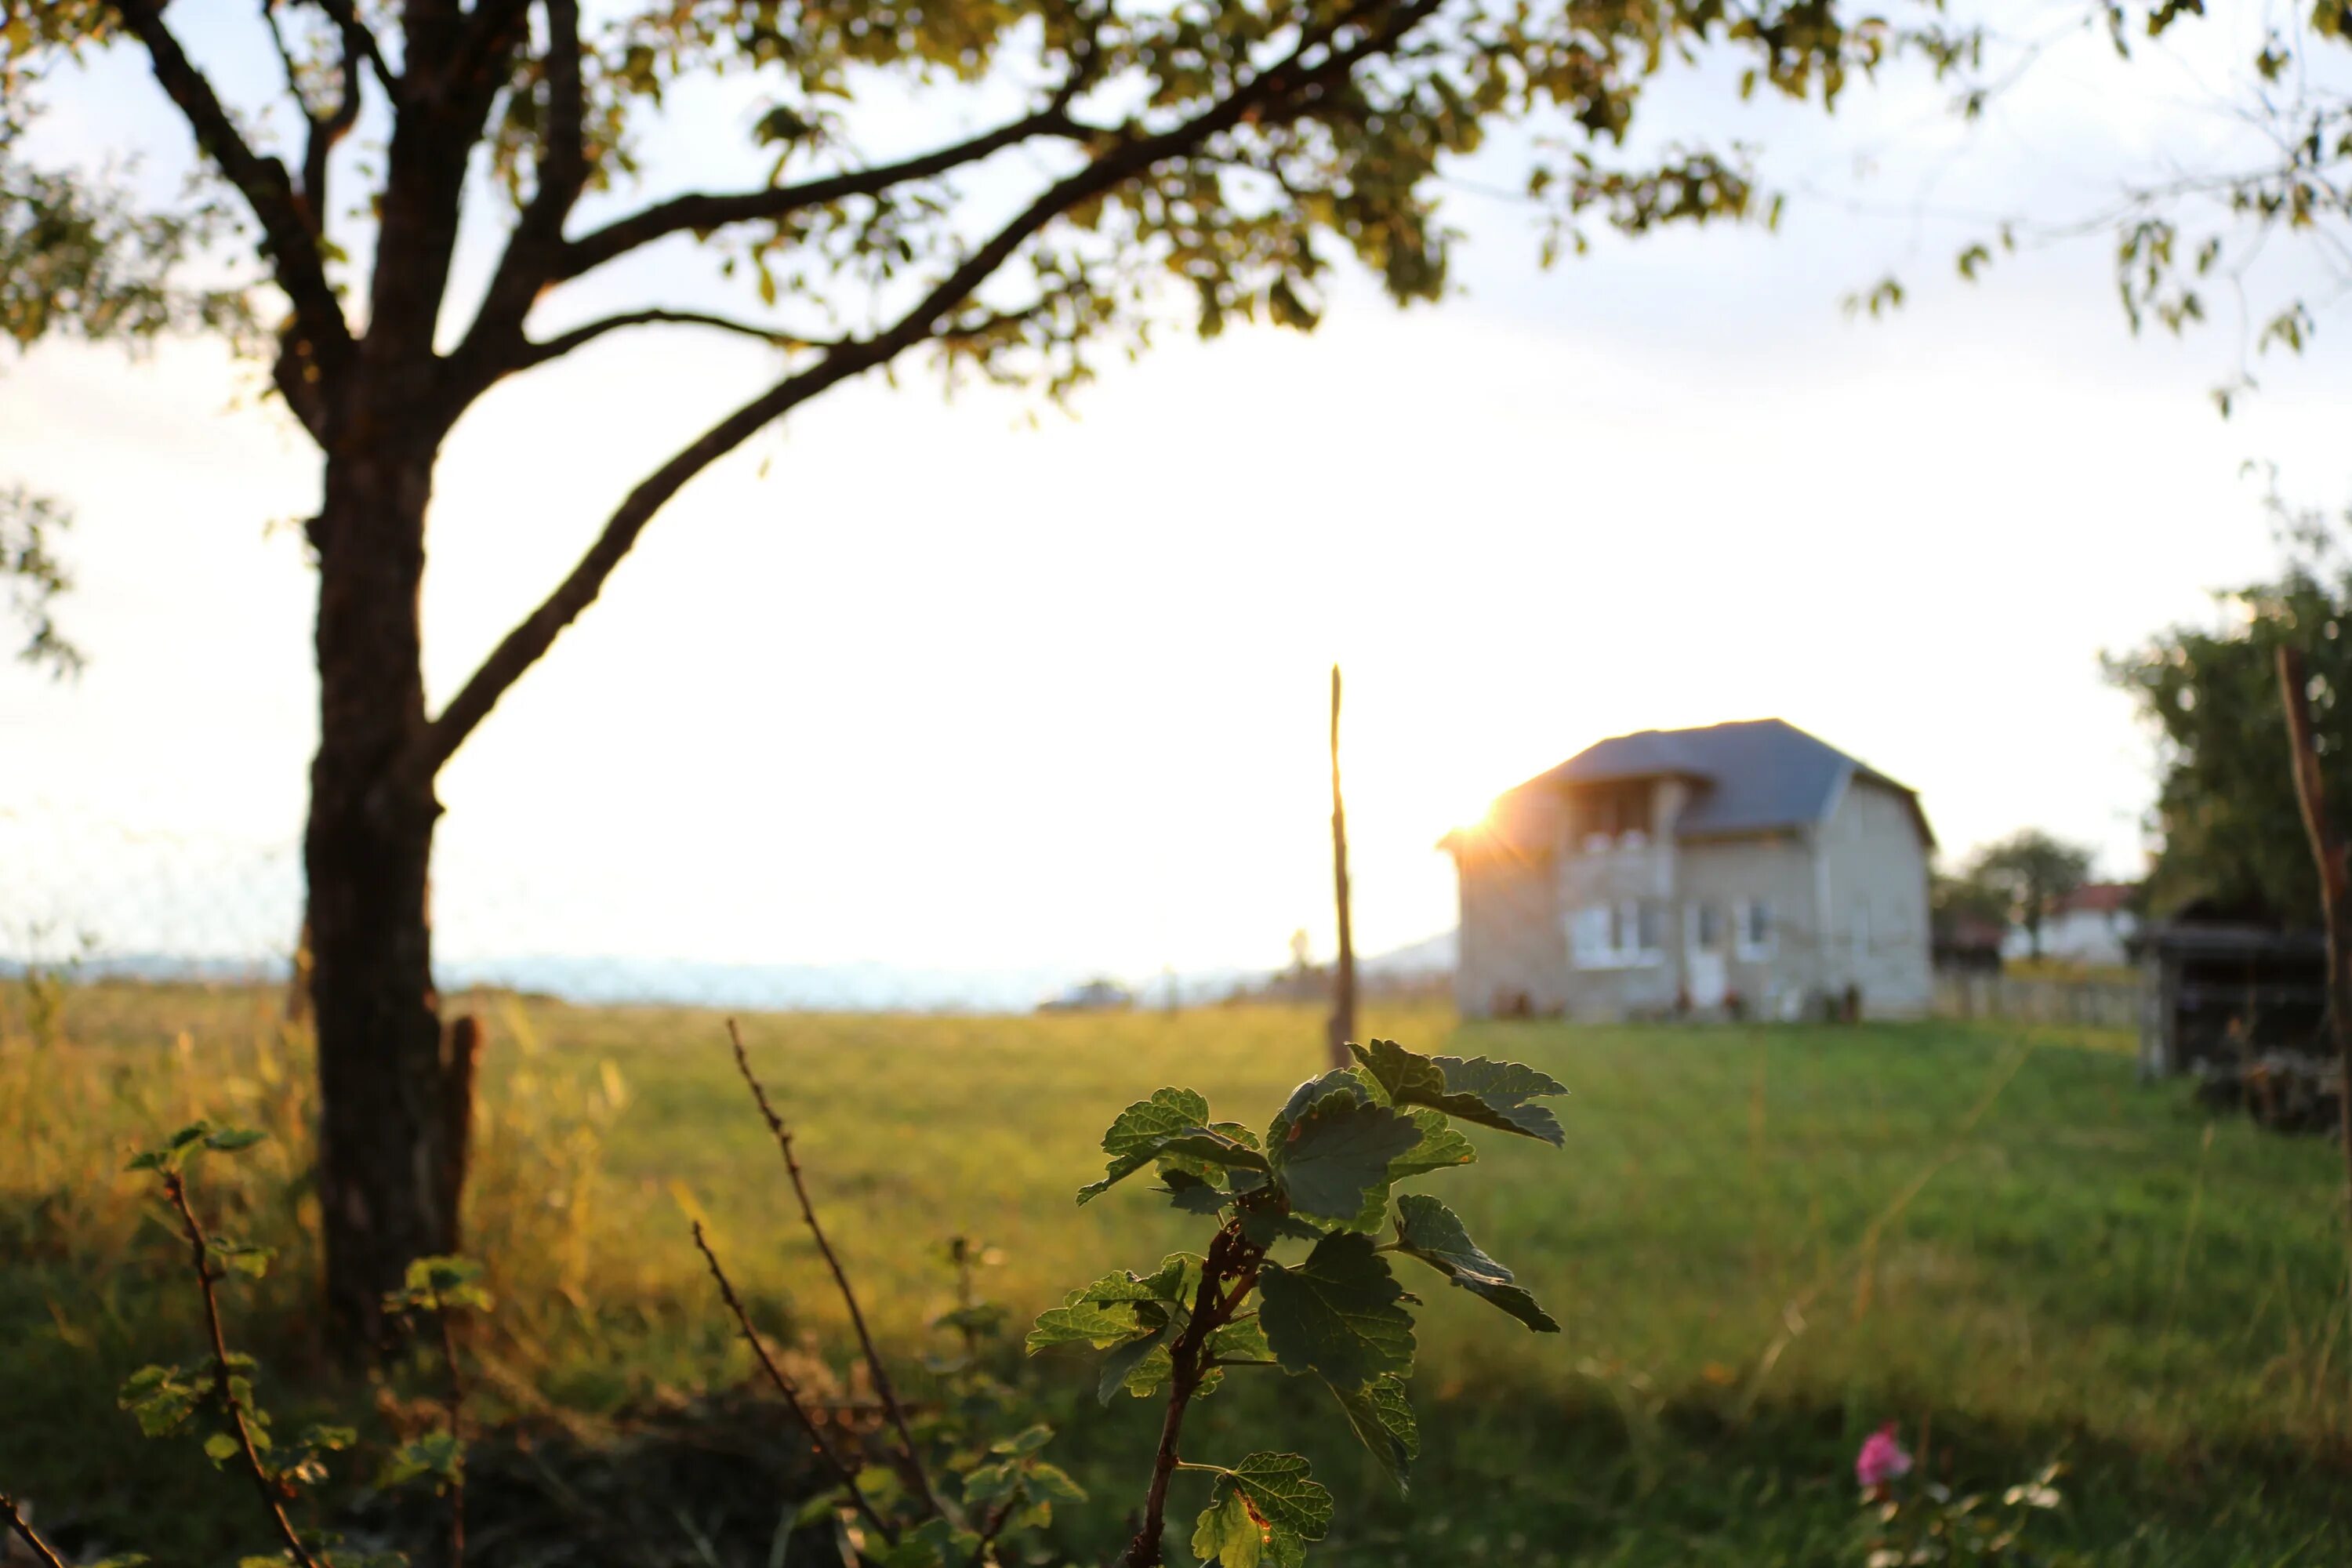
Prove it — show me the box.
[729,1019,945,1519]
[2,1494,70,1568]
[1120,1226,1261,1567]
[434,1294,469,1567]
[691,1221,899,1548]
[161,1173,324,1568]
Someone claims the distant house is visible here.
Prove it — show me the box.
[1442,719,1934,1022]
[2002,881,2139,967]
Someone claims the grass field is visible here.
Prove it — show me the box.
[4,982,2350,1564]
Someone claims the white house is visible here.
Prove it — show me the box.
[1443,719,1935,1022]
[2002,882,2139,967]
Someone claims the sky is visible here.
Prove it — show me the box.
[3,2,2349,993]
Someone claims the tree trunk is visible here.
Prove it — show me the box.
[1327,663,1356,1070]
[306,439,462,1349]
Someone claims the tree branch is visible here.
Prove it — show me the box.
[510,307,845,372]
[556,107,1090,284]
[1,1496,69,1568]
[308,0,399,94]
[420,0,1447,772]
[690,1222,900,1548]
[162,1172,325,1568]
[114,2,354,412]
[726,1020,946,1523]
[441,0,591,409]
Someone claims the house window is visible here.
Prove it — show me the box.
[1567,901,1665,968]
[1635,900,1666,957]
[1574,784,1652,843]
[1569,906,1614,969]
[1692,902,1723,951]
[1736,898,1774,960]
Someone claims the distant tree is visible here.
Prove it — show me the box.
[1968,830,2093,960]
[2107,515,2352,927]
[9,0,1965,1351]
[1929,866,2009,941]
[1,486,78,677]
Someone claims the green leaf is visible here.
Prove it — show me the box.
[1208,1318,1272,1363]
[1258,1231,1415,1388]
[1265,1069,1370,1149]
[1388,1109,1477,1181]
[1352,1040,1567,1145]
[1023,1461,1087,1504]
[1160,1169,1234,1214]
[1077,1087,1218,1203]
[202,1431,241,1465]
[1026,1291,1147,1352]
[201,1127,267,1153]
[1327,1374,1418,1494]
[1097,1306,1172,1405]
[1273,1092,1419,1220]
[1392,1193,1560,1332]
[1240,1208,1326,1249]
[1427,1055,1568,1146]
[1192,1487,1265,1568]
[989,1423,1055,1457]
[1226,1452,1334,1541]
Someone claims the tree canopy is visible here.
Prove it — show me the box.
[1966,828,2093,957]
[2107,514,2352,929]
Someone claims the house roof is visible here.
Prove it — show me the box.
[2058,881,2137,916]
[1528,717,1933,846]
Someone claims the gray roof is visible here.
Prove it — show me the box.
[1530,718,1933,844]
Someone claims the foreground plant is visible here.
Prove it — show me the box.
[1853,1424,2067,1566]
[1029,1037,1566,1566]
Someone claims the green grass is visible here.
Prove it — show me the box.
[4,983,2350,1563]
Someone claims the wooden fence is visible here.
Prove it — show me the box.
[1933,971,2143,1029]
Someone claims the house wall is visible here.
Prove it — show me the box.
[2001,909,2139,967]
[1454,842,1566,1018]
[1674,833,1824,1019]
[1813,776,1934,1016]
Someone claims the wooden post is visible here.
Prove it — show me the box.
[2274,645,2352,1310]
[1327,664,1356,1071]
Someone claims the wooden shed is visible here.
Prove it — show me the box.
[2132,916,2328,1080]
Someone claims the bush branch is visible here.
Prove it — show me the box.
[1,1495,69,1568]
[727,1020,946,1520]
[1121,1223,1262,1567]
[160,1172,324,1568]
[690,1222,898,1548]
[434,1295,470,1568]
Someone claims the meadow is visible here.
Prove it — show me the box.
[3,982,2349,1564]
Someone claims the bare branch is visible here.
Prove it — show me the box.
[442,0,590,407]
[690,1222,900,1548]
[308,0,399,94]
[726,1020,947,1522]
[421,0,1448,771]
[113,2,353,395]
[556,107,1089,284]
[510,308,846,372]
[162,1172,325,1568]
[1,1496,70,1568]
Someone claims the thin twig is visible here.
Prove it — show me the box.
[690,1222,898,1548]
[434,1297,470,1568]
[2,1495,70,1568]
[1120,1225,1262,1567]
[728,1020,945,1520]
[161,1173,325,1568]
[961,1497,1020,1568]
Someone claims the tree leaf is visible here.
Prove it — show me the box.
[1273,1092,1420,1220]
[1025,1293,1143,1353]
[202,1431,241,1465]
[1192,1487,1264,1568]
[1392,1193,1560,1332]
[1076,1090,1265,1203]
[1208,1318,1272,1363]
[1265,1068,1370,1149]
[1096,1305,1171,1405]
[1352,1039,1567,1145]
[1326,1373,1418,1494]
[1427,1055,1568,1146]
[1387,1109,1477,1181]
[1258,1231,1415,1388]
[1160,1169,1232,1214]
[1226,1452,1334,1541]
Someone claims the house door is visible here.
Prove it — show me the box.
[1686,904,1728,1008]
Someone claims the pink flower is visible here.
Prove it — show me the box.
[1855,1425,1914,1490]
